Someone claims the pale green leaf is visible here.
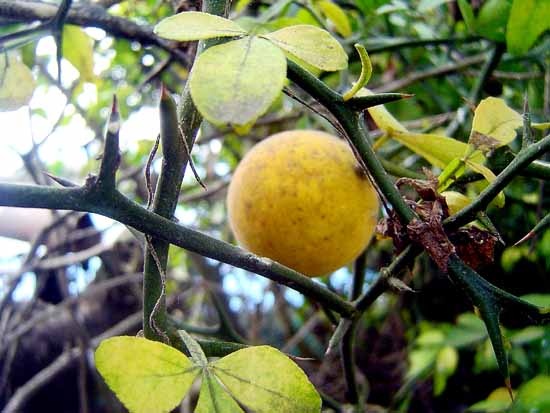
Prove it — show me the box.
[0,54,35,111]
[95,336,199,413]
[62,25,95,82]
[465,160,505,208]
[318,0,352,37]
[211,345,321,413]
[263,25,347,71]
[393,131,484,169]
[471,97,522,150]
[154,11,247,41]
[507,0,550,55]
[365,97,408,133]
[195,372,245,413]
[510,376,550,413]
[189,37,286,126]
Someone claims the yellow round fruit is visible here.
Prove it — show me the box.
[227,130,379,277]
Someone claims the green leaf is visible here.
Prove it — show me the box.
[507,0,550,55]
[0,54,35,111]
[178,330,208,367]
[95,336,199,413]
[195,372,245,413]
[154,11,247,41]
[343,44,372,101]
[318,0,352,37]
[470,97,522,151]
[189,37,286,126]
[510,376,550,413]
[211,346,321,412]
[476,0,511,42]
[263,25,347,71]
[62,25,95,82]
[457,0,476,32]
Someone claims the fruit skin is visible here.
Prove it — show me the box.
[227,130,379,277]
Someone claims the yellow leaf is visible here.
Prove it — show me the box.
[470,97,522,150]
[442,191,472,216]
[393,131,484,169]
[366,100,407,133]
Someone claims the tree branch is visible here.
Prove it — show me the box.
[0,183,356,318]
[0,0,190,65]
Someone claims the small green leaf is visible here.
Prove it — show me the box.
[154,11,247,41]
[470,97,522,150]
[195,372,244,413]
[343,44,372,101]
[0,53,35,111]
[95,336,199,413]
[62,25,95,82]
[263,25,347,71]
[476,0,511,42]
[178,330,208,367]
[457,0,476,32]
[318,0,352,37]
[189,37,286,126]
[211,345,321,413]
[507,0,550,55]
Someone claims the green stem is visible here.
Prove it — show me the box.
[142,89,185,341]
